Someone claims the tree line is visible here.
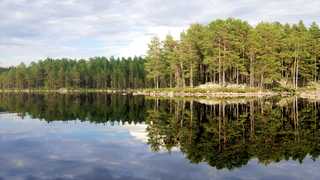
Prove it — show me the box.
[145,18,320,89]
[0,57,146,89]
[0,18,319,90]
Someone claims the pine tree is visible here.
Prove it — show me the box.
[145,37,165,88]
[308,22,320,82]
[254,22,282,87]
[162,35,178,88]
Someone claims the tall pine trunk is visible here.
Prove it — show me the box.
[293,55,296,89]
[295,44,299,89]
[250,54,255,87]
[218,39,222,86]
[175,64,181,88]
[180,62,185,88]
[222,42,226,86]
[315,55,317,82]
[296,59,299,89]
[190,64,193,87]
[236,67,239,85]
[169,73,173,88]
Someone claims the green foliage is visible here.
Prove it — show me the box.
[0,57,146,89]
[1,19,320,91]
[145,37,165,89]
[145,19,320,89]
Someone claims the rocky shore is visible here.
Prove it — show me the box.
[132,90,280,98]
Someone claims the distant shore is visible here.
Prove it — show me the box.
[0,88,319,99]
[0,87,295,98]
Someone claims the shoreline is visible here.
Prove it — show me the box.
[0,88,290,98]
[0,88,319,100]
[299,91,320,101]
[132,90,281,98]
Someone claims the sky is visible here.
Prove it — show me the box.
[0,0,319,67]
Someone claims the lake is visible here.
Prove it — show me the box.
[0,93,319,180]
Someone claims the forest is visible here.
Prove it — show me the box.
[145,18,320,89]
[0,57,145,89]
[0,18,319,90]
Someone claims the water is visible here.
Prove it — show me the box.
[0,93,319,180]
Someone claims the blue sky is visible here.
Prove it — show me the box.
[0,0,319,67]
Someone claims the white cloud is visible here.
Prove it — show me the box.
[0,0,319,66]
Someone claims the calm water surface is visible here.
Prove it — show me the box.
[0,93,319,180]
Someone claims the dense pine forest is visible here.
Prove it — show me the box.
[0,57,145,89]
[145,18,320,89]
[0,18,319,90]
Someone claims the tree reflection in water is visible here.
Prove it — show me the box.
[0,93,319,170]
